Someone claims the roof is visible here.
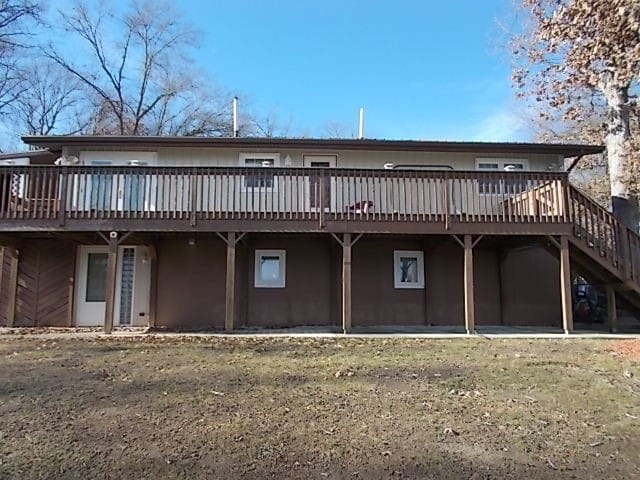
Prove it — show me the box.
[21,135,604,157]
[0,149,58,165]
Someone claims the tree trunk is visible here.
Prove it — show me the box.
[603,81,638,231]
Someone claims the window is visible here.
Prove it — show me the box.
[475,158,528,194]
[86,252,108,302]
[393,250,425,289]
[240,153,280,190]
[254,249,286,288]
[118,248,136,325]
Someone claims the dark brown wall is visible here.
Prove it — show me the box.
[0,247,10,326]
[13,239,75,327]
[155,237,226,329]
[474,249,502,326]
[150,233,562,330]
[351,237,560,328]
[352,237,430,327]
[502,248,561,326]
[0,234,562,330]
[425,241,465,326]
[244,235,336,328]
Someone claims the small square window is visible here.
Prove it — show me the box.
[254,249,286,288]
[393,250,425,289]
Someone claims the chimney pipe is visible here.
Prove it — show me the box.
[233,97,239,137]
[358,107,365,139]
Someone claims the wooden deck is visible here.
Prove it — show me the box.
[0,166,572,234]
[1,165,640,335]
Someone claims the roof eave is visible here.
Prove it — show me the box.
[20,135,605,158]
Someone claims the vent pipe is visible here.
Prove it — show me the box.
[233,97,239,137]
[358,107,365,139]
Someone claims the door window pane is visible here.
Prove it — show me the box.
[118,248,135,325]
[244,158,275,188]
[309,161,331,209]
[86,253,108,302]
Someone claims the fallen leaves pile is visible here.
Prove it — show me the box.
[610,340,640,360]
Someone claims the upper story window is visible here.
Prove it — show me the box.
[475,158,529,194]
[240,153,280,190]
[475,158,528,171]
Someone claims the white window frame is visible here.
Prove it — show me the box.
[254,249,286,288]
[475,158,529,195]
[393,250,425,289]
[475,158,529,171]
[240,152,280,192]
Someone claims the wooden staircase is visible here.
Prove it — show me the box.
[566,185,640,316]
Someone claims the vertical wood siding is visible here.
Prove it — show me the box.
[14,240,75,327]
[0,247,10,326]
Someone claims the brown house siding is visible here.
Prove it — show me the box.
[11,239,75,327]
[155,237,227,330]
[502,248,561,327]
[352,237,431,327]
[0,234,562,330]
[474,249,502,326]
[0,247,10,326]
[244,235,337,329]
[351,237,559,328]
[351,238,499,327]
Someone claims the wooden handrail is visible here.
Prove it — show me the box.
[567,184,640,287]
[0,165,570,227]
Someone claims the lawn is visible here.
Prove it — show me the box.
[0,336,638,479]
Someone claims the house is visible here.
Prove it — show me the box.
[0,135,636,334]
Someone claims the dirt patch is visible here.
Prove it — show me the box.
[609,339,640,360]
[0,337,638,479]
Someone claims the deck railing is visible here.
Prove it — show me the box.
[0,165,570,227]
[3,164,640,293]
[567,185,640,288]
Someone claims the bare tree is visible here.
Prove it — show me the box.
[147,82,233,136]
[511,0,640,228]
[245,106,294,138]
[9,62,90,136]
[321,120,354,139]
[0,1,41,114]
[44,0,229,136]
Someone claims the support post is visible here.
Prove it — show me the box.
[103,236,118,334]
[559,236,573,334]
[463,234,475,334]
[5,247,19,327]
[342,233,352,334]
[225,232,236,332]
[147,245,158,329]
[606,285,617,333]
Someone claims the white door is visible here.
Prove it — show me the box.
[303,155,337,211]
[75,246,151,327]
[75,246,109,327]
[79,159,149,213]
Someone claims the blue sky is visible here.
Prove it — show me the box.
[184,0,529,141]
